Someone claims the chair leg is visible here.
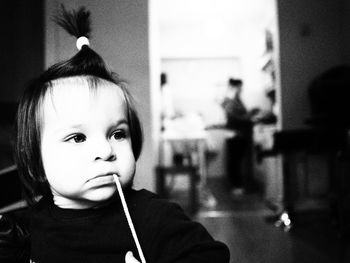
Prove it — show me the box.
[189,169,198,214]
[274,154,293,231]
[156,167,166,198]
[156,166,199,214]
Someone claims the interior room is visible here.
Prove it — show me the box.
[1,0,350,262]
[155,0,280,207]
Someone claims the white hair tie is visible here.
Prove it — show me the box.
[76,36,90,50]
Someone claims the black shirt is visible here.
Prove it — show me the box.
[1,189,230,263]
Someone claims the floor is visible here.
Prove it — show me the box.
[170,178,350,263]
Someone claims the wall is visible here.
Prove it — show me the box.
[0,0,44,102]
[0,1,44,172]
[161,57,239,127]
[45,0,155,191]
[277,0,343,129]
[341,0,350,62]
[276,0,349,209]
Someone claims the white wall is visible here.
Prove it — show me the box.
[277,0,343,129]
[45,0,155,191]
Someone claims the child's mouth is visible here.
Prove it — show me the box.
[87,174,117,186]
[89,173,119,182]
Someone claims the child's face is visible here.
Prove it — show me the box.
[40,77,135,209]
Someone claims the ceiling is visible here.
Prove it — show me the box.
[157,0,272,32]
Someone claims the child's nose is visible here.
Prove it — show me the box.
[94,140,116,161]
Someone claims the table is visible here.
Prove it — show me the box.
[158,129,221,209]
[160,130,208,183]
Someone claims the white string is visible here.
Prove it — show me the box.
[113,174,146,263]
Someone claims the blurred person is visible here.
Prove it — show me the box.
[160,72,177,131]
[221,78,254,196]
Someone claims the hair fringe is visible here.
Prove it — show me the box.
[53,4,91,38]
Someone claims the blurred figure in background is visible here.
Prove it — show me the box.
[221,78,254,196]
[160,72,177,131]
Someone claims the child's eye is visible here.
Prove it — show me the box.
[112,130,127,140]
[66,134,86,143]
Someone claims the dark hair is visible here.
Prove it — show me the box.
[228,78,242,87]
[160,72,167,86]
[15,6,143,205]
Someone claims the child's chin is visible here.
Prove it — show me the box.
[86,186,117,202]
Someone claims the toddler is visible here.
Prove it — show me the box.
[0,6,230,263]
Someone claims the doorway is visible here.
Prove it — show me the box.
[151,0,281,214]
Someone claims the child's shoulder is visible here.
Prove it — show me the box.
[128,188,189,221]
[128,188,170,209]
[129,188,178,208]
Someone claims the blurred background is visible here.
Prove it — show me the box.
[1,0,350,262]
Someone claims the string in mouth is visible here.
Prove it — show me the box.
[113,174,146,263]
